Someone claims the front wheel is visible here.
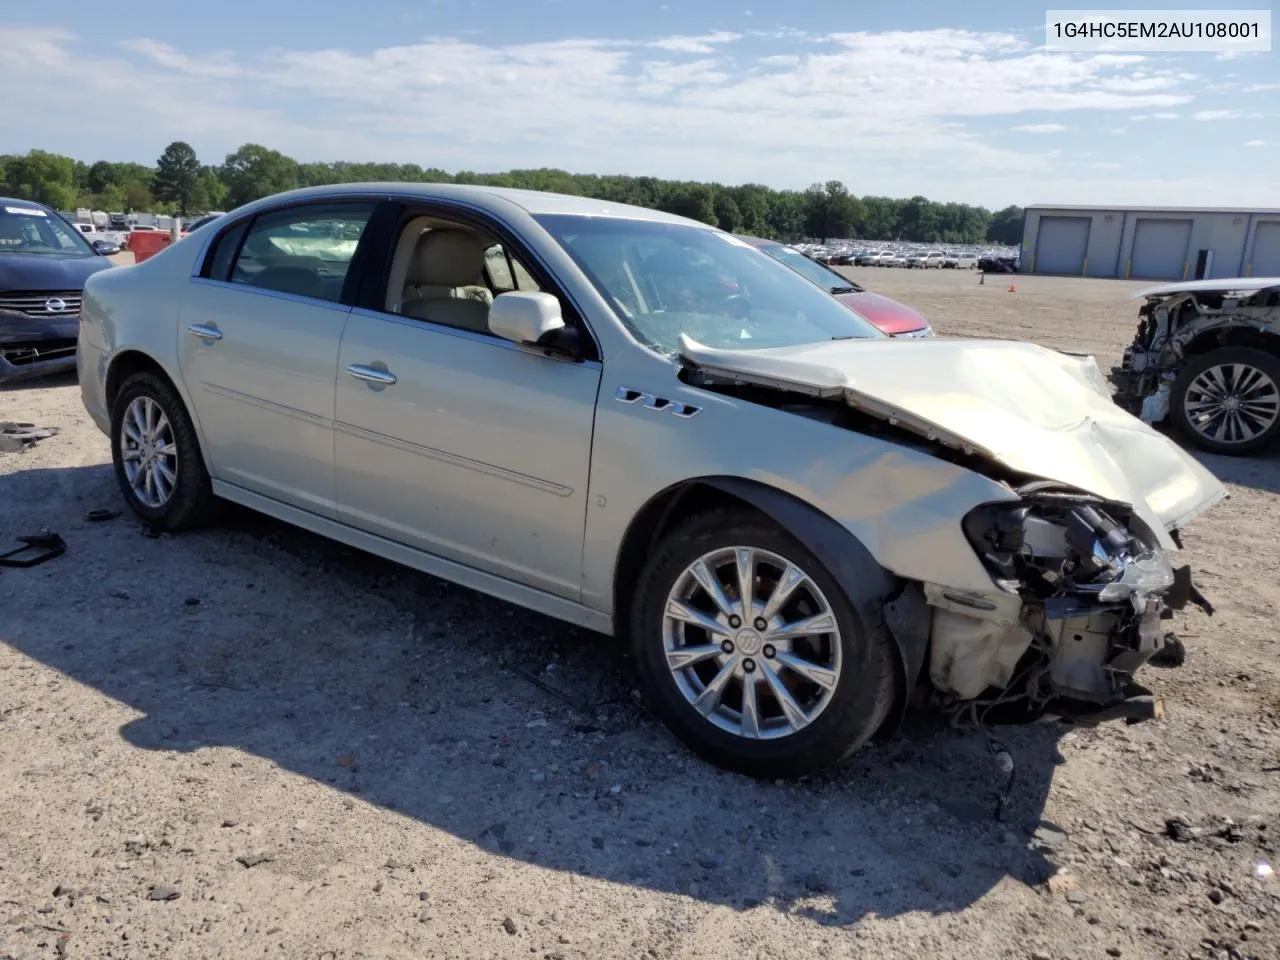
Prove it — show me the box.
[630,509,897,779]
[1169,346,1280,456]
[110,371,216,530]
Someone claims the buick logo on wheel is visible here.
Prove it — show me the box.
[44,297,67,313]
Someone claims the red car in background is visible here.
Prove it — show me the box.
[736,234,933,338]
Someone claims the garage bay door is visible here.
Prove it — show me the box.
[1034,216,1091,274]
[1130,218,1192,280]
[1248,221,1280,276]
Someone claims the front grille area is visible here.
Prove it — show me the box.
[0,291,83,318]
[0,339,77,366]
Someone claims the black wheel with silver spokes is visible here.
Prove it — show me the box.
[631,509,897,779]
[110,370,217,530]
[1170,347,1280,456]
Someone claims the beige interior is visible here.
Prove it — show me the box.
[385,217,496,335]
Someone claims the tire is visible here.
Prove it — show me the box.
[1169,346,1280,456]
[110,371,216,531]
[630,508,897,779]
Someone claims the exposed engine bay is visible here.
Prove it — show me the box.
[1109,281,1280,426]
[931,483,1212,726]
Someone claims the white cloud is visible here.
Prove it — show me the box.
[650,32,741,54]
[4,22,1273,205]
[1192,109,1242,120]
[1245,139,1266,147]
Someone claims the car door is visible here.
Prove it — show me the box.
[178,200,378,517]
[332,207,603,600]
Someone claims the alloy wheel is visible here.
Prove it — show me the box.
[1182,361,1280,446]
[119,395,179,508]
[661,546,843,740]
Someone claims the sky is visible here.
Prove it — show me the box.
[3,0,1277,208]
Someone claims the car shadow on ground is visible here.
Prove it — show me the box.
[0,369,78,393]
[1192,447,1280,497]
[0,461,1070,924]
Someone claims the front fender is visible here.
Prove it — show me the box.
[702,477,930,735]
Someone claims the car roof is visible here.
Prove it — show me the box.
[233,182,706,227]
[1133,277,1280,298]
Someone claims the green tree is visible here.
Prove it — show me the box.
[660,184,717,225]
[713,193,742,233]
[220,144,300,207]
[152,141,202,216]
[803,180,862,240]
[987,205,1024,245]
[2,150,78,208]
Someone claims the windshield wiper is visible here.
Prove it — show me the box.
[828,285,861,294]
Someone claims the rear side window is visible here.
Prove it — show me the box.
[204,220,249,282]
[206,203,376,304]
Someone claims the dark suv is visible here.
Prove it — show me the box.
[1,198,116,383]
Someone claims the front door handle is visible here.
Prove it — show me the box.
[346,363,397,385]
[187,323,223,342]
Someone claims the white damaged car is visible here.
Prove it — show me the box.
[77,184,1227,778]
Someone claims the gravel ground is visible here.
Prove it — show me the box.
[1,265,1277,960]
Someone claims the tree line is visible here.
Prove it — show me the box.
[0,142,1025,245]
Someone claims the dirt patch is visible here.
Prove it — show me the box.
[1,269,1278,959]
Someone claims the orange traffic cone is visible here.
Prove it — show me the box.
[1008,280,1016,293]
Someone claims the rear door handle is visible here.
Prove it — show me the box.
[187,323,223,342]
[346,363,397,385]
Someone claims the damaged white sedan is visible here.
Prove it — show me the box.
[1110,277,1280,455]
[78,183,1227,779]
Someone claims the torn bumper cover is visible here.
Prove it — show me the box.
[930,490,1213,725]
[0,309,79,383]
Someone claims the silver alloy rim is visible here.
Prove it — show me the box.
[1184,362,1280,445]
[661,546,842,740]
[119,396,179,509]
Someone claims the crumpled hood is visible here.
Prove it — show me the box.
[679,334,1228,533]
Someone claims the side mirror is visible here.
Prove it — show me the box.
[489,291,566,347]
[92,239,119,255]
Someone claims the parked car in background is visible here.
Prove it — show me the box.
[979,254,1020,273]
[736,235,933,337]
[853,250,886,266]
[878,251,906,267]
[1,198,116,383]
[943,251,979,269]
[78,182,1224,779]
[1109,277,1280,456]
[906,251,946,269]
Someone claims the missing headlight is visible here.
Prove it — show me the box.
[962,495,1168,603]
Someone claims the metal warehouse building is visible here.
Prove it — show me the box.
[1021,205,1280,281]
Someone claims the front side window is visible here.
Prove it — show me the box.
[535,214,885,355]
[0,204,94,256]
[225,203,375,303]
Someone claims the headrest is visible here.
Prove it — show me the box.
[406,229,486,288]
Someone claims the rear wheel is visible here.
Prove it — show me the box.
[630,509,896,779]
[110,371,216,530]
[1169,346,1280,455]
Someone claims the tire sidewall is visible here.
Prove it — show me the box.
[631,512,893,777]
[1170,346,1280,455]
